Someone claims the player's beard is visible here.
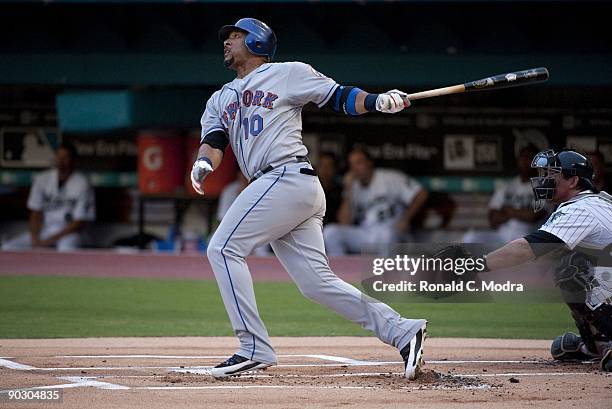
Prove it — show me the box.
[224,56,234,68]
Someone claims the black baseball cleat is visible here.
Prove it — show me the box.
[210,354,272,378]
[400,322,427,380]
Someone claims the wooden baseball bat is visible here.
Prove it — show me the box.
[405,67,549,101]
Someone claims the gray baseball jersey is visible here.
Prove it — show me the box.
[200,62,338,179]
[202,62,425,365]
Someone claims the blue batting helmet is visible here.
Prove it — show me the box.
[218,18,277,61]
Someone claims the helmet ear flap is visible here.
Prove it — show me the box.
[221,18,277,61]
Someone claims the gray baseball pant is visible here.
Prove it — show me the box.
[207,162,425,364]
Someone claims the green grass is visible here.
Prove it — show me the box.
[0,275,575,339]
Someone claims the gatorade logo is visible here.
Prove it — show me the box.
[143,146,163,171]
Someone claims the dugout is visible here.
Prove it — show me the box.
[1,0,611,250]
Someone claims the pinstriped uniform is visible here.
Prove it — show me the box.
[540,191,612,311]
[540,191,612,250]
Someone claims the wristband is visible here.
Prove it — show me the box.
[196,157,213,168]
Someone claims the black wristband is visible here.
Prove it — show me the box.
[196,157,213,168]
[364,93,378,112]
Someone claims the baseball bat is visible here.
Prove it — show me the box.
[405,67,549,101]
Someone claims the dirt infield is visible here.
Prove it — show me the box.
[0,337,609,408]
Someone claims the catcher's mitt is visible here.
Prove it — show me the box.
[413,244,485,300]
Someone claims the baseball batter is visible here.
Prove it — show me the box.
[484,149,612,372]
[191,18,427,379]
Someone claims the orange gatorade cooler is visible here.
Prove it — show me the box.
[185,130,238,198]
[138,131,184,194]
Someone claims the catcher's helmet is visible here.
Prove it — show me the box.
[219,18,277,61]
[530,149,597,211]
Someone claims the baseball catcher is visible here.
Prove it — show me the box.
[482,149,612,371]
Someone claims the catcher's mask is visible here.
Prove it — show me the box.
[530,149,597,212]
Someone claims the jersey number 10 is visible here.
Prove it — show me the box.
[242,114,263,140]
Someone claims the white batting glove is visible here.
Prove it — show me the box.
[190,157,213,195]
[376,89,410,113]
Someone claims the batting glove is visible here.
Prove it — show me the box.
[376,89,410,113]
[190,157,213,195]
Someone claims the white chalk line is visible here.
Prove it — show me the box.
[0,376,129,393]
[96,373,402,379]
[0,357,36,370]
[54,355,229,359]
[18,361,597,371]
[52,354,568,365]
[134,384,492,391]
[2,353,605,394]
[168,369,602,379]
[91,370,609,380]
[0,384,467,393]
[9,364,386,371]
[2,352,597,375]
[1,370,601,394]
[3,357,596,373]
[53,354,397,365]
[56,376,129,390]
[461,372,609,378]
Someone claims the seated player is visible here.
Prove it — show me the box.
[464,144,548,247]
[323,146,428,255]
[2,142,95,251]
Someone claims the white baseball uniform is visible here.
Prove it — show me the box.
[324,169,424,256]
[201,61,425,364]
[2,169,95,251]
[464,176,540,245]
[540,191,612,250]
